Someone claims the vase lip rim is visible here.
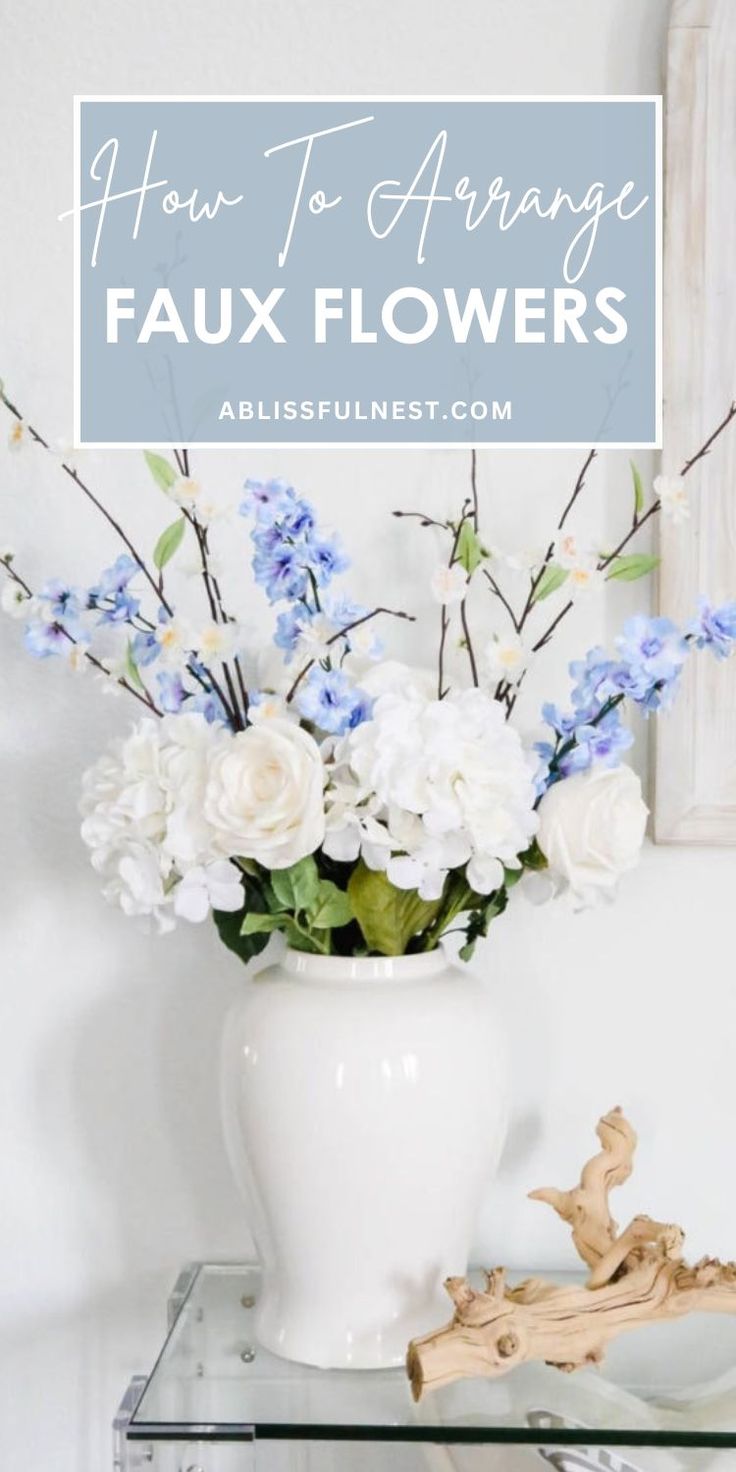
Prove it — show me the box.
[281,947,449,980]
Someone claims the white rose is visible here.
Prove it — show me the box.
[205,718,325,868]
[537,764,648,902]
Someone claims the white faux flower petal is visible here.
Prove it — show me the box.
[466,853,504,895]
[568,565,604,597]
[387,854,425,892]
[322,820,362,863]
[483,632,527,683]
[537,765,648,904]
[654,473,690,525]
[204,718,325,868]
[1,581,33,619]
[173,872,212,923]
[430,563,467,606]
[206,859,245,912]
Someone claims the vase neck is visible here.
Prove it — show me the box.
[282,949,448,984]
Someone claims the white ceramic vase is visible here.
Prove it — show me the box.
[221,947,508,1369]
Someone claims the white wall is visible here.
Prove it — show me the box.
[4,1,734,1467]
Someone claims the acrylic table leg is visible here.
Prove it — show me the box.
[112,1376,151,1471]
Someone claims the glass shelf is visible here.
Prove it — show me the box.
[116,1261,736,1466]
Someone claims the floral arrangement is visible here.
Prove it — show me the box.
[3,387,736,963]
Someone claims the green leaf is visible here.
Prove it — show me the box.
[240,913,284,936]
[270,856,320,914]
[457,889,509,964]
[347,863,442,956]
[213,904,269,965]
[153,517,186,571]
[518,839,548,873]
[630,460,645,518]
[124,641,145,693]
[213,870,271,966]
[606,553,660,583]
[240,911,322,954]
[307,881,353,930]
[144,450,177,492]
[531,563,569,604]
[455,520,483,576]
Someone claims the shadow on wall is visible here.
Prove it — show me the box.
[31,923,256,1278]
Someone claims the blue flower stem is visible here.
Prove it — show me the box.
[285,606,415,704]
[546,692,626,785]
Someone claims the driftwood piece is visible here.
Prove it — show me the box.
[407,1107,736,1401]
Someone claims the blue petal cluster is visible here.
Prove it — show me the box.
[296,667,373,736]
[538,605,736,788]
[87,554,141,625]
[688,597,736,660]
[241,477,373,735]
[241,478,348,606]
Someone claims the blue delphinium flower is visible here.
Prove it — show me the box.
[274,605,312,660]
[97,587,140,625]
[297,667,372,736]
[281,498,316,540]
[242,478,349,610]
[40,578,85,623]
[88,554,141,625]
[307,535,350,587]
[156,670,187,713]
[613,615,688,709]
[89,554,139,601]
[189,688,229,724]
[558,708,634,776]
[240,477,296,524]
[688,597,736,659]
[24,618,75,658]
[131,628,160,667]
[253,542,311,603]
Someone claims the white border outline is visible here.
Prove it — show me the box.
[72,94,663,452]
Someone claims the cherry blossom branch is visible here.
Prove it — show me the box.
[173,447,247,730]
[500,401,736,719]
[516,448,597,634]
[0,390,174,617]
[528,400,736,663]
[0,556,162,714]
[285,605,415,703]
[481,570,521,633]
[438,512,467,698]
[459,451,480,687]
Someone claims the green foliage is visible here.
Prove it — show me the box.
[458,889,508,963]
[270,856,320,913]
[517,838,548,872]
[124,641,145,693]
[531,563,569,604]
[630,460,645,517]
[213,870,270,965]
[153,517,186,571]
[232,855,354,957]
[307,881,353,930]
[144,450,177,492]
[348,863,442,956]
[455,520,483,576]
[606,553,660,583]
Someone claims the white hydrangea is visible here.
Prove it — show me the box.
[80,714,243,931]
[80,711,326,929]
[323,685,538,901]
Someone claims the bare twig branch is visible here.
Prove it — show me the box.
[286,605,415,703]
[0,390,173,616]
